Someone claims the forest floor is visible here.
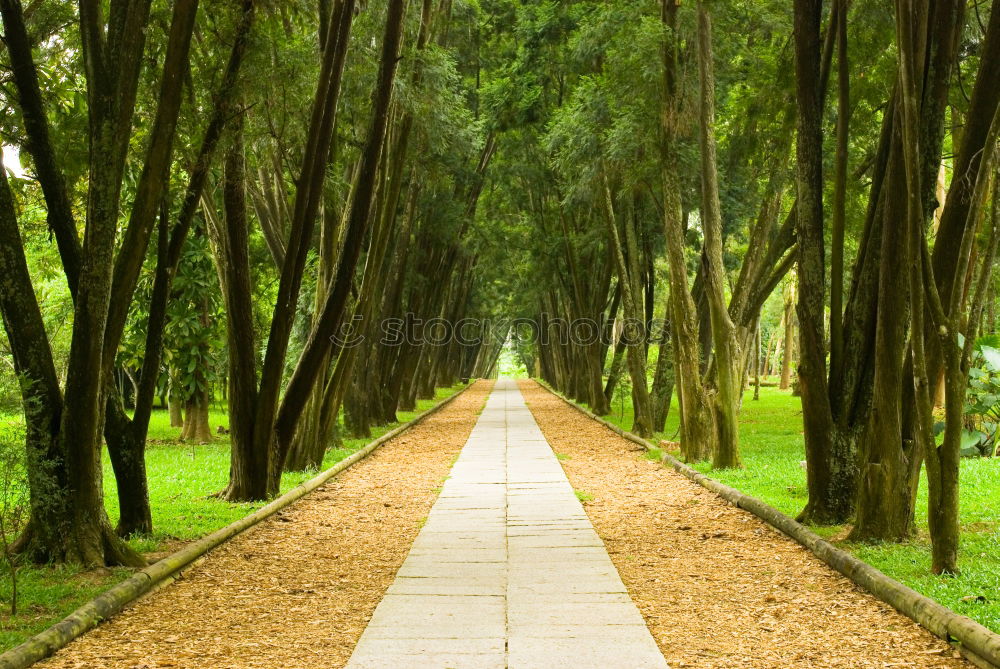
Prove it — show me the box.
[521,380,970,668]
[0,382,469,652]
[601,383,1000,636]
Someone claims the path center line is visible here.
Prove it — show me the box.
[345,378,667,668]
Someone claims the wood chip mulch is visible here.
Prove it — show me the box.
[518,379,969,669]
[38,380,493,669]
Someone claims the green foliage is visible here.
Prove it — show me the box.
[0,421,28,616]
[962,343,1000,457]
[496,345,528,377]
[163,229,225,403]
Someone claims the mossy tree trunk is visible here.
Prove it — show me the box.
[0,0,206,565]
[696,1,741,469]
[659,0,715,462]
[600,175,652,437]
[851,0,963,542]
[779,281,795,390]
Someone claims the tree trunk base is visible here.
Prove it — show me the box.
[16,516,146,568]
[795,501,852,527]
[219,481,269,503]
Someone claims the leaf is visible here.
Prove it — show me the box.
[980,345,1000,373]
[960,430,988,458]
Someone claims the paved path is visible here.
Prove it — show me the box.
[346,378,668,668]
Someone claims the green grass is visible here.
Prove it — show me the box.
[599,384,1000,634]
[574,489,594,503]
[0,383,466,651]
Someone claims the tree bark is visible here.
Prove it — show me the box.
[650,308,675,431]
[101,0,255,533]
[660,0,714,462]
[780,280,796,390]
[793,0,858,525]
[271,0,408,484]
[223,0,356,500]
[601,174,652,437]
[851,0,964,542]
[696,1,741,469]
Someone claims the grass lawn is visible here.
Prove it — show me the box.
[600,383,1000,634]
[0,382,466,651]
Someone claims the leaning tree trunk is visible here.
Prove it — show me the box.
[601,174,652,438]
[269,0,407,489]
[696,0,741,469]
[660,0,714,461]
[221,0,356,500]
[650,312,675,432]
[100,0,254,536]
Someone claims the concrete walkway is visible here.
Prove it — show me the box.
[345,378,668,668]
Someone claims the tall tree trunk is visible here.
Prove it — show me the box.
[851,0,964,542]
[215,115,268,499]
[601,174,652,437]
[780,280,796,390]
[752,323,761,401]
[650,309,675,431]
[696,1,741,469]
[269,0,406,488]
[793,0,858,525]
[101,0,254,536]
[223,0,357,500]
[851,138,914,542]
[829,0,849,374]
[660,0,714,462]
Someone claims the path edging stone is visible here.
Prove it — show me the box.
[534,379,1000,669]
[0,382,474,669]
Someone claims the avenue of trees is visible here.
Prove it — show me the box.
[2,0,1000,580]
[0,0,505,567]
[503,0,1000,576]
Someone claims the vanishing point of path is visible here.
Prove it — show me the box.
[39,378,969,668]
[344,378,667,668]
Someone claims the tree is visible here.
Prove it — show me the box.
[0,0,198,565]
[101,0,256,537]
[695,0,741,469]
